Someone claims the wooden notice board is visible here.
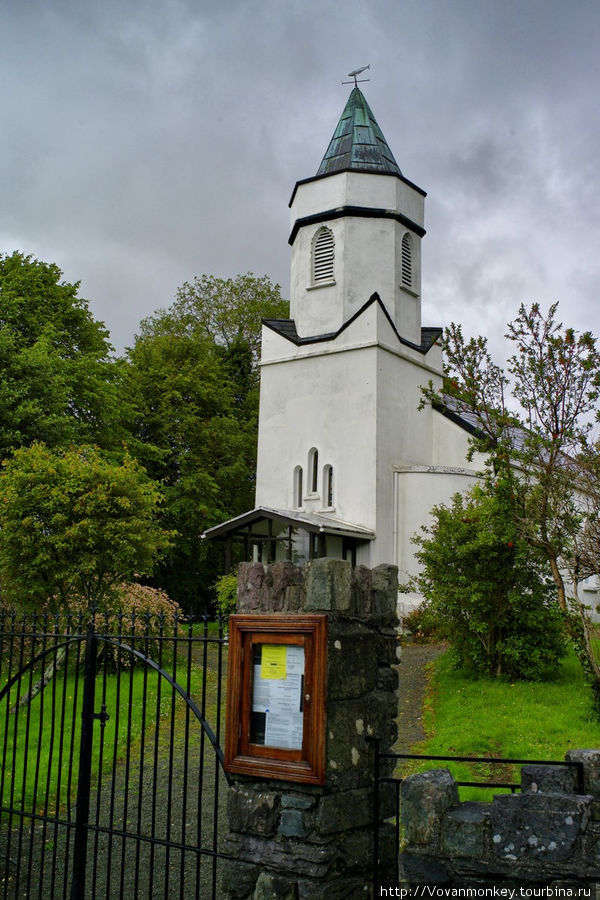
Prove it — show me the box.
[224,614,327,785]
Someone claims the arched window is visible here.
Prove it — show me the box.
[401,232,412,287]
[312,227,335,284]
[323,465,333,508]
[293,466,303,508]
[308,448,319,494]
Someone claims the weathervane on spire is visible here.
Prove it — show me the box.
[342,64,370,87]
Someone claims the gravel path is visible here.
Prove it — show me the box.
[394,643,445,752]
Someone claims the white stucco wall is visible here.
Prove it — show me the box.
[392,467,481,582]
[256,334,379,532]
[371,345,438,565]
[290,171,424,226]
[289,171,425,342]
[257,299,486,585]
[391,411,486,586]
[290,217,423,342]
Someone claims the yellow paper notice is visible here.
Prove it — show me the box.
[261,645,287,679]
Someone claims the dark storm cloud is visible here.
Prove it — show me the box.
[1,0,599,357]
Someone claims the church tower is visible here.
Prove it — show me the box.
[288,87,426,346]
[206,87,480,590]
[253,86,460,570]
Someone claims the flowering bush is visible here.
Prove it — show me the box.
[76,582,185,668]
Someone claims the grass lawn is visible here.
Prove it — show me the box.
[406,646,600,800]
[0,654,206,817]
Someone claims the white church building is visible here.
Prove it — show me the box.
[205,87,484,609]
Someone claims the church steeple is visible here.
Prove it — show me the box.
[288,88,425,343]
[316,87,402,177]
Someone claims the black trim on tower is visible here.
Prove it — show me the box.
[262,293,442,356]
[288,205,426,246]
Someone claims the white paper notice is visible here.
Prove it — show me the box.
[252,644,305,750]
[252,665,271,712]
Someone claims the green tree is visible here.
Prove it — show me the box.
[0,251,128,456]
[414,476,566,679]
[123,333,253,609]
[434,304,600,609]
[575,446,600,583]
[0,443,171,609]
[422,303,600,702]
[122,274,287,610]
[158,272,288,365]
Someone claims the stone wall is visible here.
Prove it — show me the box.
[399,750,600,887]
[222,559,400,900]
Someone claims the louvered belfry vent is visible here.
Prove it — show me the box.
[313,227,335,283]
[401,232,412,287]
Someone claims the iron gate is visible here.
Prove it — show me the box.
[0,610,232,899]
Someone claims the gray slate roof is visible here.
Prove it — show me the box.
[203,507,374,541]
[263,293,442,356]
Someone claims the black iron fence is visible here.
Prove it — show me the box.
[372,742,585,890]
[0,610,232,899]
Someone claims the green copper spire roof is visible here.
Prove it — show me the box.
[316,87,402,177]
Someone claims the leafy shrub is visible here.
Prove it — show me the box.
[414,477,567,680]
[402,602,441,643]
[214,573,238,618]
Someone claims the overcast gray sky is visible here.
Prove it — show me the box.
[2,0,599,360]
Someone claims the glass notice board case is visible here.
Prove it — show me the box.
[224,614,327,785]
